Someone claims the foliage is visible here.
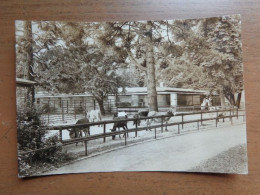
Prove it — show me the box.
[17,104,75,177]
[27,21,140,114]
[16,16,244,111]
[157,15,243,106]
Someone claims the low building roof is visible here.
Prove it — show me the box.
[35,87,207,98]
[118,87,207,95]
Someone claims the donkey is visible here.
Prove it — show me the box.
[146,109,175,131]
[110,112,128,140]
[68,118,90,145]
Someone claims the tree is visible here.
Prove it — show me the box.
[16,21,36,104]
[25,21,137,115]
[199,15,243,107]
[157,16,243,108]
[97,21,185,111]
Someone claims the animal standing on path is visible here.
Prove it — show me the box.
[146,109,175,131]
[87,110,102,127]
[111,112,128,140]
[68,118,90,146]
[133,109,149,126]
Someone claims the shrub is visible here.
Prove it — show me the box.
[17,104,74,177]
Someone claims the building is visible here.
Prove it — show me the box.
[110,87,221,111]
[33,86,224,114]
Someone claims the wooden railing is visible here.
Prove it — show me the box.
[18,108,245,157]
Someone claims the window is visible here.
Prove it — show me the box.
[177,94,202,106]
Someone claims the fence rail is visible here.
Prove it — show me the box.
[19,108,245,157]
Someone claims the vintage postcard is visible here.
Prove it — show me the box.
[15,15,248,177]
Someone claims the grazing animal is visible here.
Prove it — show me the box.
[201,98,209,110]
[133,109,149,126]
[138,109,149,118]
[111,114,128,140]
[113,111,127,118]
[87,110,102,126]
[146,109,175,131]
[201,97,212,111]
[68,118,90,146]
[217,113,225,122]
[133,113,141,126]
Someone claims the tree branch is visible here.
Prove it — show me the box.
[126,50,147,72]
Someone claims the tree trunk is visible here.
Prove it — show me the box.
[219,89,226,108]
[96,98,106,115]
[235,92,242,108]
[24,21,35,105]
[145,22,158,112]
[230,94,235,106]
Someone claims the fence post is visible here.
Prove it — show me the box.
[197,121,199,131]
[124,131,127,145]
[53,100,56,113]
[178,124,180,134]
[67,100,69,114]
[47,100,50,124]
[155,127,157,139]
[182,114,184,129]
[230,108,233,124]
[74,100,76,120]
[84,100,86,118]
[103,124,106,143]
[161,116,164,132]
[59,129,62,142]
[201,112,203,125]
[61,100,64,122]
[135,119,138,137]
[94,99,96,110]
[216,110,218,127]
[237,108,239,119]
[84,140,88,156]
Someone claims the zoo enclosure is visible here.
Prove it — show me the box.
[37,98,236,124]
[19,108,245,158]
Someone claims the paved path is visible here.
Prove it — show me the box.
[45,124,247,175]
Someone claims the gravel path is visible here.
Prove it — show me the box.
[189,144,248,174]
[44,124,247,175]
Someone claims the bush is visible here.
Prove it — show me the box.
[17,104,74,177]
[17,105,45,150]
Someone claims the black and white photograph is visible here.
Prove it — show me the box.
[15,15,248,178]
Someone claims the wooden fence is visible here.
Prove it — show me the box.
[19,108,245,157]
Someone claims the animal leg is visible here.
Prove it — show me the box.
[122,126,128,138]
[118,127,121,139]
[165,122,168,131]
[146,120,152,131]
[125,125,129,137]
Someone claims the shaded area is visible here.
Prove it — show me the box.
[189,144,248,174]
